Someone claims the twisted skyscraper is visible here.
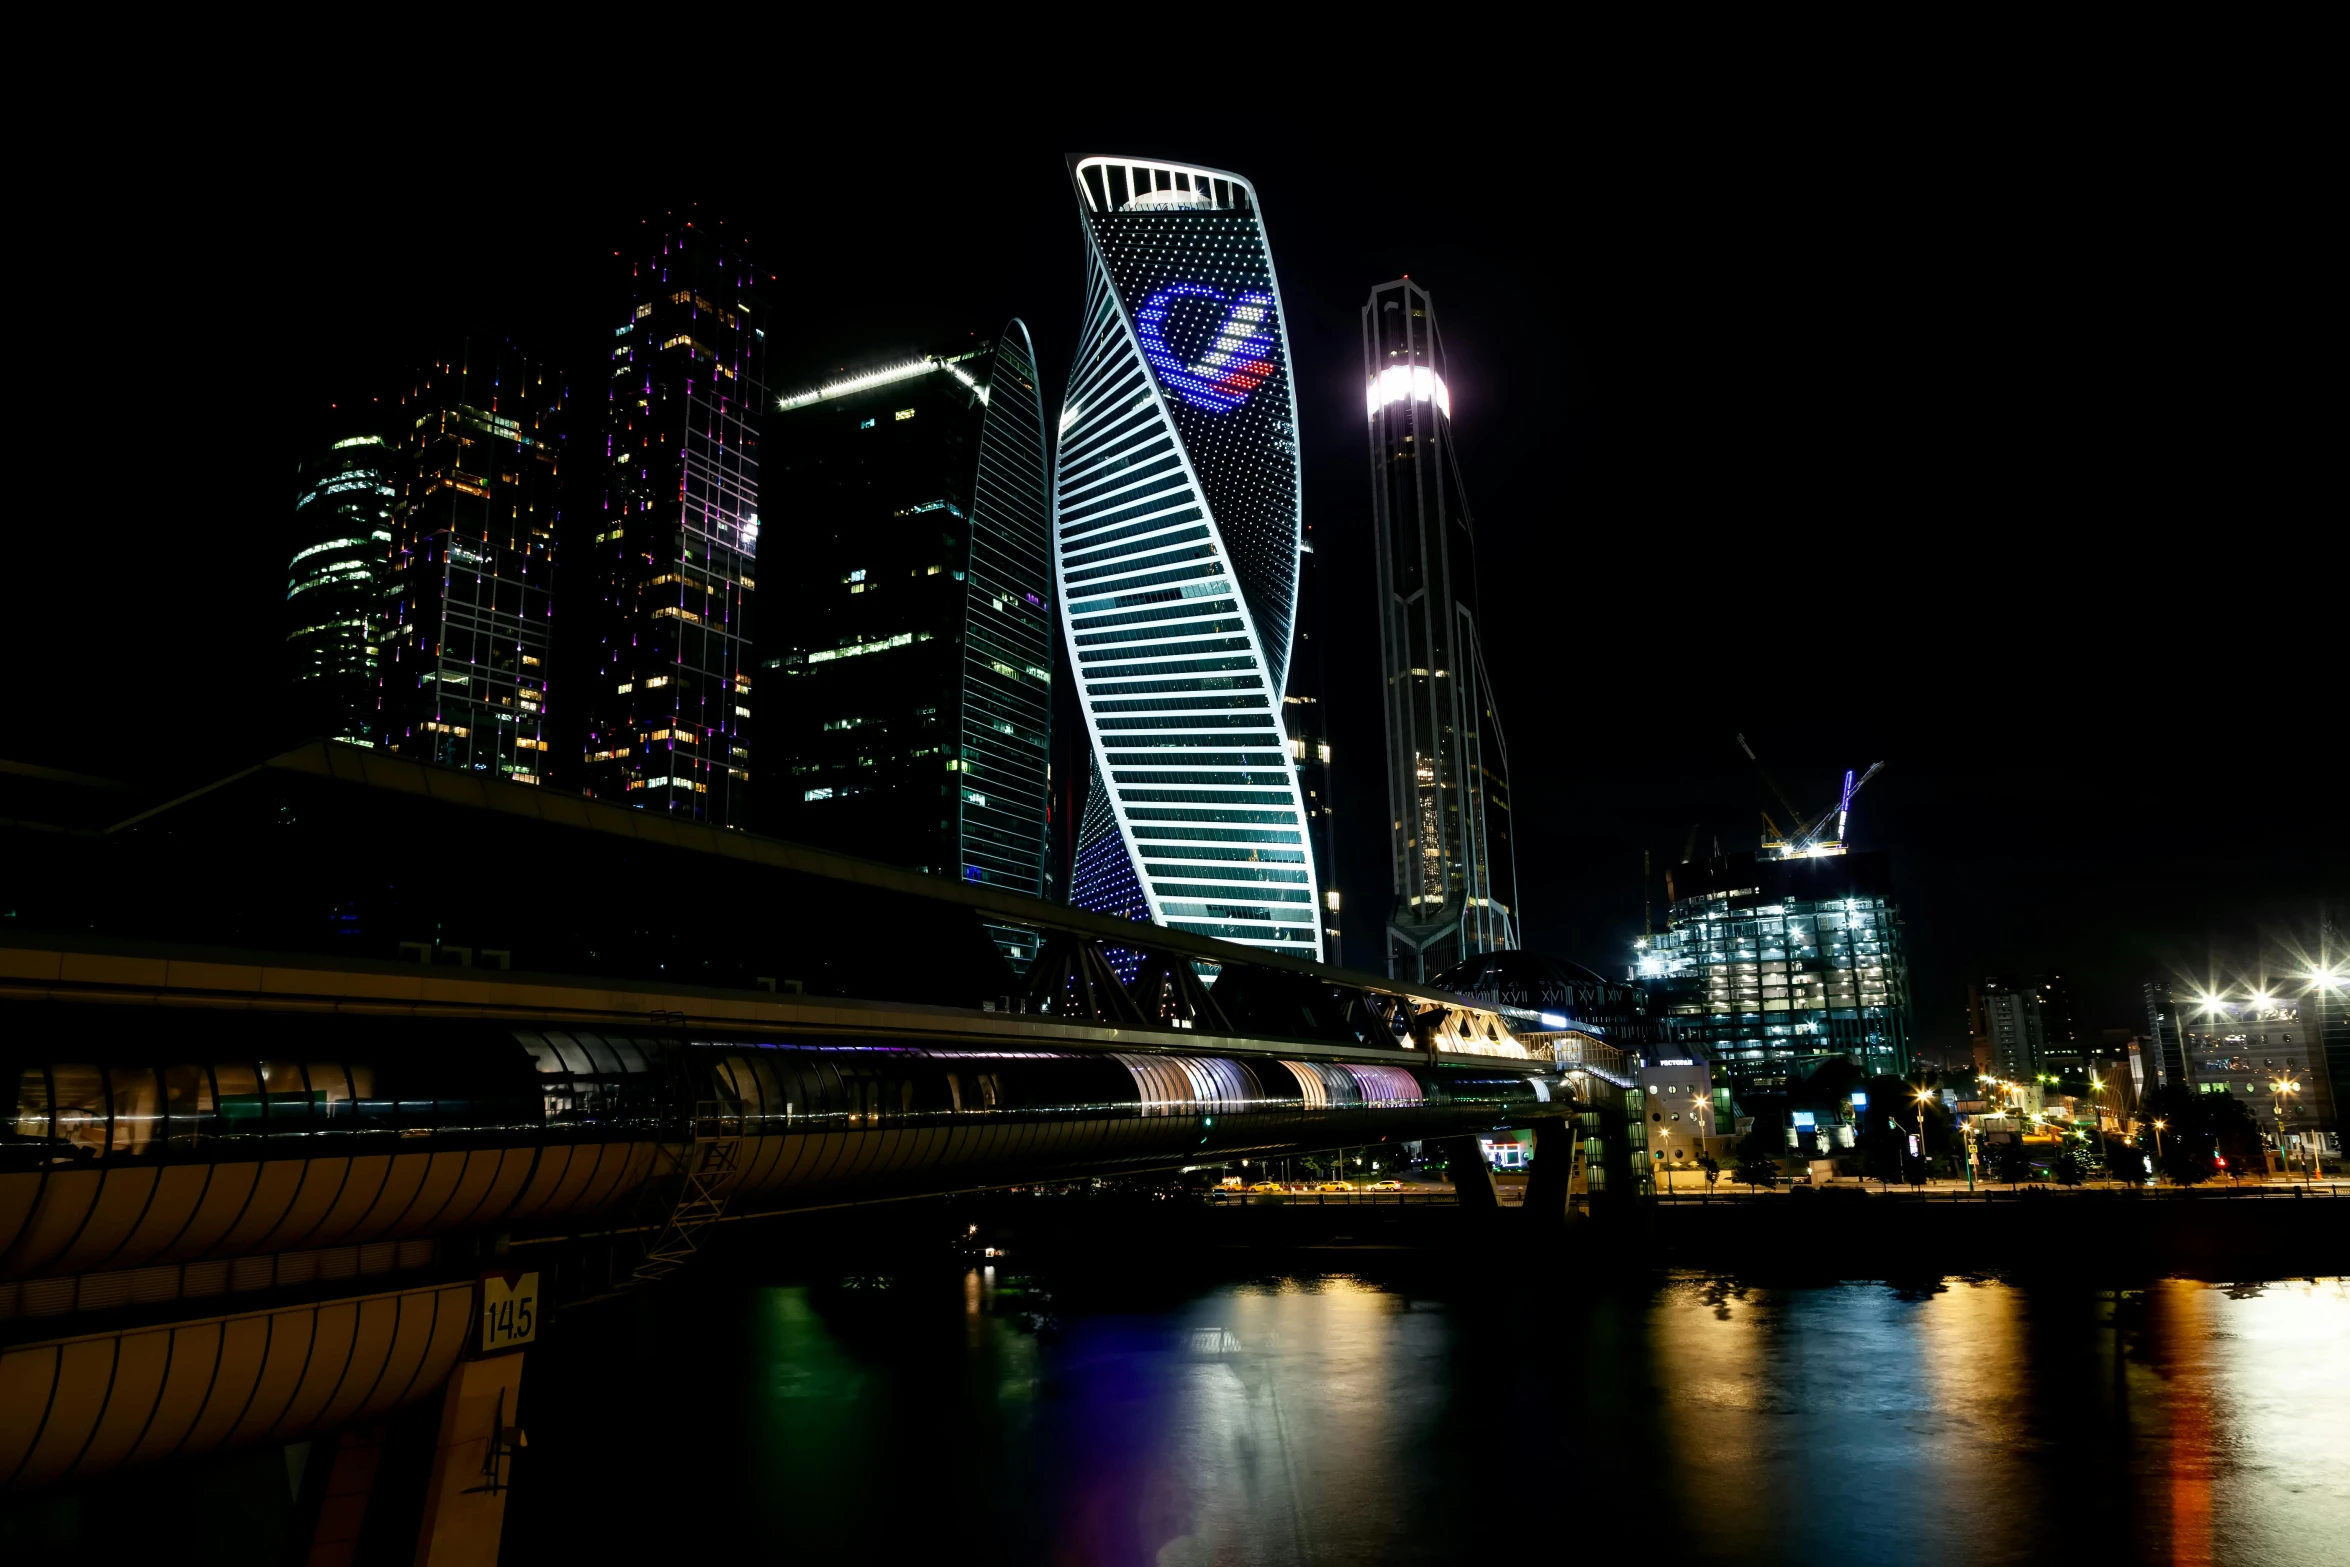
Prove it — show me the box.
[1054,156,1324,961]
[1366,278,1518,980]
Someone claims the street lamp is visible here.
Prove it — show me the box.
[1914,1087,1935,1187]
[2088,1073,2110,1184]
[1654,1123,1675,1195]
[2270,1077,2304,1182]
[2152,1118,2167,1181]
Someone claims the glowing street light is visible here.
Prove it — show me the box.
[2270,1077,2307,1183]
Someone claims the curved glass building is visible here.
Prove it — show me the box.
[1055,156,1323,961]
[286,436,393,746]
[760,324,1054,968]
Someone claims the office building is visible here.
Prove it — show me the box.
[576,218,764,825]
[1636,850,1913,1099]
[1285,517,1342,962]
[2142,981,2191,1088]
[1970,976,2074,1082]
[1053,155,1323,960]
[1364,277,1518,981]
[2175,987,2337,1162]
[287,437,394,746]
[759,328,1053,964]
[380,341,564,779]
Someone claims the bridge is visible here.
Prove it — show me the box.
[0,744,1629,1559]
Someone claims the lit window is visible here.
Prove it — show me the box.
[894,409,915,421]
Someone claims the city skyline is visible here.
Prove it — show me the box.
[29,137,2339,1059]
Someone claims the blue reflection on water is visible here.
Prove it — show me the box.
[513,1272,2350,1566]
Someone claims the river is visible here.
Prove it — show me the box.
[507,1266,2349,1566]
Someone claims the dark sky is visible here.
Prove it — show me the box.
[15,118,2338,1056]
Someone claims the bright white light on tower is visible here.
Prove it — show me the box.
[1367,364,1452,420]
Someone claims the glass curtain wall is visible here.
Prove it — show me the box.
[380,340,564,781]
[1363,278,1517,981]
[287,436,394,746]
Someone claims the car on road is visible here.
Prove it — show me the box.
[1366,1179,1404,1191]
[1248,1181,1284,1193]
[1313,1181,1354,1193]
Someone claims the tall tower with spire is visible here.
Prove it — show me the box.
[1364,278,1518,980]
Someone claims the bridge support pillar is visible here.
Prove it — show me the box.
[300,1423,391,1567]
[1438,1136,1498,1209]
[1523,1119,1578,1223]
[414,1351,525,1567]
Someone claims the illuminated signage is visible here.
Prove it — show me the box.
[1136,283,1277,413]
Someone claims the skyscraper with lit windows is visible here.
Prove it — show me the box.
[576,217,764,825]
[758,327,1053,966]
[287,437,393,746]
[1364,278,1518,981]
[1636,850,1913,1098]
[1054,155,1323,961]
[380,342,563,779]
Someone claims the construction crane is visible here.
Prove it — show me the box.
[1735,735,1884,860]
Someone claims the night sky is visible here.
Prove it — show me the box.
[20,123,2337,1058]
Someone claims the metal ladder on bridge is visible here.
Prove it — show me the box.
[620,1099,743,1291]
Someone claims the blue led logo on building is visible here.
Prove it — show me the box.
[1134,284,1278,413]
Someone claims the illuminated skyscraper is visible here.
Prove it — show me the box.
[577,218,764,824]
[380,341,564,780]
[1636,851,1913,1098]
[287,436,393,746]
[1054,155,1322,961]
[759,328,1053,966]
[1364,278,1517,980]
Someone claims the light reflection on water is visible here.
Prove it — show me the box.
[513,1272,2350,1566]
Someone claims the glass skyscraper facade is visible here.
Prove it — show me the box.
[1285,520,1342,963]
[577,220,764,825]
[380,341,564,781]
[1054,155,1323,961]
[287,436,393,747]
[759,328,1053,966]
[1364,278,1518,981]
[1636,851,1913,1098]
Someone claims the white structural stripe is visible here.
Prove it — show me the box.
[1071,157,1259,214]
[1052,172,1324,959]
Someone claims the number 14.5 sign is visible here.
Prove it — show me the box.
[479,1271,541,1355]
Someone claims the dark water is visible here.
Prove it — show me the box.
[508,1266,2349,1566]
